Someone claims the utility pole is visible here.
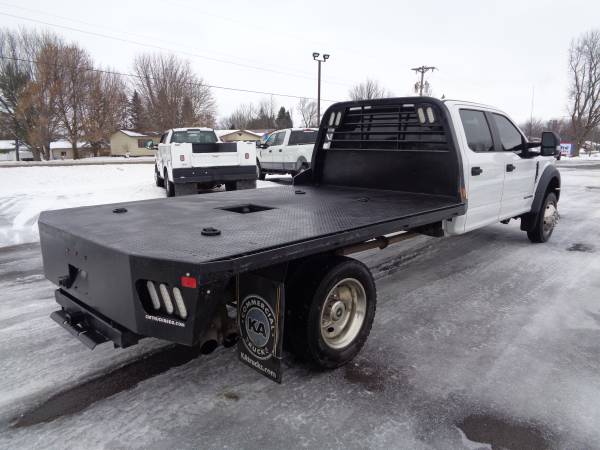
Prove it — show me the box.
[529,85,535,139]
[312,52,330,125]
[411,65,437,96]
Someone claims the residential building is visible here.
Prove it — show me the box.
[110,130,160,156]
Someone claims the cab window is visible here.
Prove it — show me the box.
[171,130,218,144]
[492,114,523,151]
[459,109,494,152]
[289,130,317,145]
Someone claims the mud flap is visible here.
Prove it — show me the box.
[237,264,287,383]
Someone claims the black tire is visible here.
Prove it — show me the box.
[286,255,377,369]
[165,169,175,197]
[225,182,236,191]
[236,180,257,190]
[256,162,266,180]
[527,192,558,243]
[155,165,164,187]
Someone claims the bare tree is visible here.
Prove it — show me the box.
[0,29,38,159]
[133,53,216,131]
[348,79,392,101]
[82,69,128,156]
[52,44,95,159]
[568,30,600,156]
[17,38,63,160]
[297,97,318,127]
[518,118,545,140]
[220,102,256,129]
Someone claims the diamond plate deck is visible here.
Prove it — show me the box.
[39,185,464,270]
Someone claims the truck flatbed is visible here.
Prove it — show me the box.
[39,185,464,272]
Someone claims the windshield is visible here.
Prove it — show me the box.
[171,130,218,144]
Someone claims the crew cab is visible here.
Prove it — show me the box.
[153,127,256,196]
[256,128,317,178]
[39,97,560,383]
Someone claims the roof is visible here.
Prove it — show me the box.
[119,130,148,137]
[171,127,214,133]
[50,140,90,150]
[215,129,263,138]
[117,130,161,137]
[0,140,31,150]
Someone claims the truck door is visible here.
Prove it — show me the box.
[489,113,537,219]
[459,109,506,231]
[265,131,286,171]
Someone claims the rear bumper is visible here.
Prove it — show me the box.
[173,165,256,184]
[52,289,140,349]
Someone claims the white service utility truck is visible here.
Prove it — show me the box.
[152,128,256,196]
[256,128,317,179]
[40,97,561,383]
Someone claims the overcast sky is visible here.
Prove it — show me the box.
[0,0,598,125]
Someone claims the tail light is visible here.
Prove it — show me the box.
[158,283,174,314]
[180,155,185,161]
[146,280,161,310]
[172,287,188,319]
[245,152,249,159]
[141,280,193,320]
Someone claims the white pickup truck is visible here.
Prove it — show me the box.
[256,128,317,179]
[40,97,562,383]
[152,128,256,196]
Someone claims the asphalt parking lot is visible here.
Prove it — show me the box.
[0,165,599,449]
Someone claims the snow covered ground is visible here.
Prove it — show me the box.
[0,164,284,247]
[0,164,599,448]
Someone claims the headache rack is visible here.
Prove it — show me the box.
[323,102,449,152]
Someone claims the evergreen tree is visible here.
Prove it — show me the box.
[275,106,293,129]
[129,90,144,130]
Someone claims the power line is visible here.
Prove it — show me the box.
[0,55,340,103]
[0,11,352,88]
[0,0,357,88]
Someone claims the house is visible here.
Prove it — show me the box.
[0,140,34,161]
[50,140,94,160]
[110,130,160,157]
[215,129,265,143]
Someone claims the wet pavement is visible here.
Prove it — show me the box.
[1,165,600,449]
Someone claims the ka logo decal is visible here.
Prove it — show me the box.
[239,294,276,360]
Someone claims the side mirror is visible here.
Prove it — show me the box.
[258,143,268,149]
[540,131,560,158]
[145,140,157,150]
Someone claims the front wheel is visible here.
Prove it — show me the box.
[165,169,175,197]
[527,192,558,243]
[256,162,266,180]
[287,256,377,369]
[154,165,164,187]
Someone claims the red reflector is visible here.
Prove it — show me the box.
[245,152,249,159]
[180,155,185,161]
[181,276,197,288]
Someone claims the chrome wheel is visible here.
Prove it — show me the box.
[543,201,558,236]
[320,278,367,349]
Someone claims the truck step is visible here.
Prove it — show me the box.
[50,310,109,349]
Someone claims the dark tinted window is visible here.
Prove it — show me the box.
[493,114,523,151]
[459,110,494,152]
[289,130,317,145]
[171,130,217,144]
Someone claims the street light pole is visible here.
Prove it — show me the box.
[312,52,329,125]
